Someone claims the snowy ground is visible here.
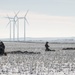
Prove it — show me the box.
[0,41,75,75]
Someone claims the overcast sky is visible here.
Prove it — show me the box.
[0,0,75,38]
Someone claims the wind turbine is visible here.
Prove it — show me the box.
[14,14,19,41]
[13,11,20,41]
[18,10,29,41]
[24,10,29,41]
[6,15,13,41]
[14,11,21,41]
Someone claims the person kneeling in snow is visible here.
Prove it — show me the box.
[45,42,51,51]
[0,41,7,56]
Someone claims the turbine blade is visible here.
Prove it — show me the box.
[5,21,10,28]
[5,14,13,19]
[25,18,29,25]
[14,11,20,17]
[3,16,13,20]
[18,17,24,19]
[7,14,10,20]
[24,10,29,17]
[14,11,16,15]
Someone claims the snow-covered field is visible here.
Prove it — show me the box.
[0,41,75,75]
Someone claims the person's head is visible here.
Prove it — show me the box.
[0,41,3,43]
[0,41,3,46]
[46,42,48,44]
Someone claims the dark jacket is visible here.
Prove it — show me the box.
[0,41,5,54]
[45,42,50,51]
